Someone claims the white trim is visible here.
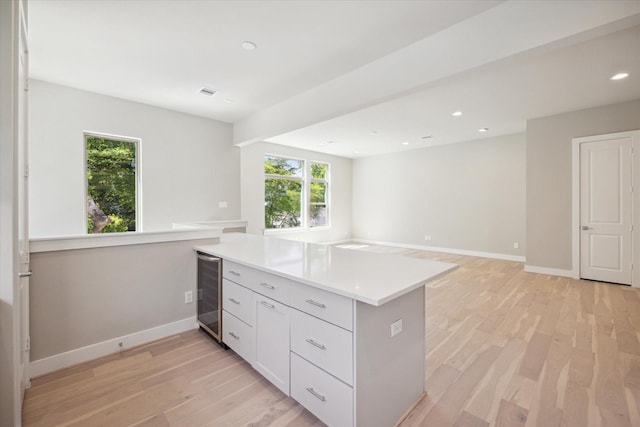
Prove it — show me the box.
[351,239,526,262]
[318,239,352,246]
[29,228,222,253]
[572,130,640,284]
[30,317,198,378]
[524,265,574,278]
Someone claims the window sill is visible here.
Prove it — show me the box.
[263,226,331,235]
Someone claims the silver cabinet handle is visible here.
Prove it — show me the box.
[19,270,32,278]
[305,338,326,350]
[306,387,326,402]
[260,282,275,290]
[260,301,275,309]
[228,332,240,339]
[306,299,326,309]
[228,298,240,305]
[581,226,593,230]
[229,270,240,276]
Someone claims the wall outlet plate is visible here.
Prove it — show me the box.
[185,291,193,304]
[391,319,403,337]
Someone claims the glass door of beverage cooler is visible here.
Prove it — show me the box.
[196,252,222,342]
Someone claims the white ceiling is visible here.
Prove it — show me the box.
[29,0,640,159]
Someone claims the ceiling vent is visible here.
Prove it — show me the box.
[199,87,216,96]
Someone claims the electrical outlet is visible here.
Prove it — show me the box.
[424,235,432,241]
[218,201,228,208]
[390,319,403,337]
[513,242,519,249]
[185,291,193,304]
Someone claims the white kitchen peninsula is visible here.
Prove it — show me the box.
[196,233,457,427]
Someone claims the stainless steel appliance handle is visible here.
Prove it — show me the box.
[19,270,32,278]
[197,253,220,262]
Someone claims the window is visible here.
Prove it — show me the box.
[310,162,329,227]
[86,133,140,233]
[264,155,304,229]
[264,155,330,230]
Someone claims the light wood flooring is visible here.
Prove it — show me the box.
[23,244,640,426]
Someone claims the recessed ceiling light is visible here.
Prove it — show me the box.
[452,111,463,117]
[241,41,257,51]
[610,72,629,81]
[402,141,409,145]
[199,87,216,96]
[478,128,489,132]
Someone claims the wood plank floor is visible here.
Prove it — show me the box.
[23,244,640,427]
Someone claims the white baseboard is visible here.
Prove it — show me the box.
[319,239,353,246]
[30,316,198,378]
[524,265,576,278]
[351,239,526,263]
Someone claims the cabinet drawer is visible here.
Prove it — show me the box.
[291,352,353,427]
[223,260,291,305]
[291,309,353,385]
[222,279,254,326]
[291,283,353,331]
[222,310,254,363]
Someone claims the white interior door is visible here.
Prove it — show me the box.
[580,136,633,285]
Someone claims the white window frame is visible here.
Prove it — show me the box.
[263,154,331,232]
[264,154,306,231]
[83,131,142,233]
[308,160,330,229]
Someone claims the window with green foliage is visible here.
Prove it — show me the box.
[264,155,304,229]
[264,155,330,230]
[86,134,139,234]
[310,162,329,227]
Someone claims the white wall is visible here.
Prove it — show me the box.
[29,80,241,237]
[352,133,526,258]
[241,142,352,243]
[526,99,640,271]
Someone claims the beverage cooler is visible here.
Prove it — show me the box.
[196,251,222,342]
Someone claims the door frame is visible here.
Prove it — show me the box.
[572,130,640,287]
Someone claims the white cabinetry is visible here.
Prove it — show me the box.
[253,294,290,394]
[218,256,428,427]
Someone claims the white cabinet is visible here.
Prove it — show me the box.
[218,256,425,427]
[221,310,254,362]
[253,294,290,395]
[291,352,353,427]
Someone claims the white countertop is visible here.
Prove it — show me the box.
[195,233,457,306]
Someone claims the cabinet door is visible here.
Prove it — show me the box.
[253,293,290,395]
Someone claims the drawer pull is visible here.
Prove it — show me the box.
[229,270,241,276]
[305,299,326,309]
[306,387,326,402]
[228,332,240,340]
[228,298,240,305]
[305,338,326,350]
[260,282,275,290]
[260,301,275,309]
